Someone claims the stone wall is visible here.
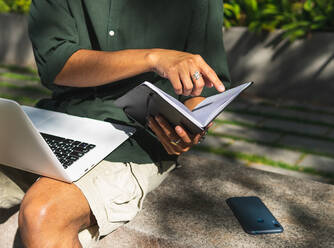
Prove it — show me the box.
[224,27,334,106]
[0,14,35,67]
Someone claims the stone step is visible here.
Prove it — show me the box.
[217,111,332,138]
[328,130,334,139]
[278,135,334,157]
[245,162,333,184]
[225,139,303,165]
[211,121,334,157]
[189,150,331,184]
[298,154,334,174]
[225,101,250,112]
[246,104,334,126]
[199,135,234,148]
[0,76,41,86]
[258,118,331,136]
[0,86,49,100]
[211,123,281,143]
[238,96,334,116]
[217,111,265,125]
[200,136,303,165]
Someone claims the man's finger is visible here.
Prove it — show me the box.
[168,69,183,95]
[148,118,176,154]
[179,70,193,96]
[203,78,213,88]
[190,68,205,96]
[153,116,184,153]
[154,116,180,142]
[197,59,225,92]
[174,126,192,145]
[193,133,202,145]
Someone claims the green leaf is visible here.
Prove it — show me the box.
[224,19,232,29]
[304,0,313,12]
[283,29,307,42]
[313,15,327,22]
[248,21,261,32]
[0,0,10,13]
[310,23,325,30]
[223,0,334,42]
[262,8,279,16]
[244,0,258,13]
[282,22,299,31]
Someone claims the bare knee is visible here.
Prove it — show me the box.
[19,192,77,247]
[18,196,49,247]
[18,178,91,248]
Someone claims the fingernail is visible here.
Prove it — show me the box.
[175,126,182,133]
[218,85,225,92]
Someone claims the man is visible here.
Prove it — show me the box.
[0,0,230,247]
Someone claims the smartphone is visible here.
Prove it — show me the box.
[226,196,284,235]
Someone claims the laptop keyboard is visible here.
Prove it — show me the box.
[40,133,96,169]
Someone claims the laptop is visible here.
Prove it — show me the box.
[0,98,135,183]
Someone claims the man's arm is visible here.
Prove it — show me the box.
[54,49,225,96]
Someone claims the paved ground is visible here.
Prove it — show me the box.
[1,64,333,184]
[3,154,334,248]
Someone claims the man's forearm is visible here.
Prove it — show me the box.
[54,48,225,97]
[54,49,154,87]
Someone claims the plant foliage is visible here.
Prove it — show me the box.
[0,0,31,14]
[224,0,334,41]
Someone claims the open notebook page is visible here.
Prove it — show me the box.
[192,82,252,127]
[142,82,203,128]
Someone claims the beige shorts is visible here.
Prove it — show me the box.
[0,160,176,246]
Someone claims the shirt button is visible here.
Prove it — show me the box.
[109,30,115,37]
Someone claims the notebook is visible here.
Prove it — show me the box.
[115,81,253,134]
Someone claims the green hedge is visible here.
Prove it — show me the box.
[0,0,31,14]
[223,0,334,41]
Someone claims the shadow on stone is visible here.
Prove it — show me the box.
[0,205,19,224]
[13,229,23,248]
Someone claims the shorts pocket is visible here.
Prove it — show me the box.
[93,163,143,223]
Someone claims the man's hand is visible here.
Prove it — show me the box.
[148,97,212,155]
[148,116,206,155]
[148,49,225,96]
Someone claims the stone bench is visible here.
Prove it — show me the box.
[1,153,334,247]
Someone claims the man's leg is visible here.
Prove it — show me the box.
[18,177,96,248]
[18,160,176,248]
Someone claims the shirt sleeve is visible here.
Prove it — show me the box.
[182,0,231,100]
[28,0,89,90]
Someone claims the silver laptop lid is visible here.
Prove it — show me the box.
[0,98,135,182]
[0,98,70,181]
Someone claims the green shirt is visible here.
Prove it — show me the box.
[28,0,231,164]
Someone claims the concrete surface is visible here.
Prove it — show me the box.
[0,14,35,67]
[1,154,333,248]
[103,154,334,248]
[224,27,334,107]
